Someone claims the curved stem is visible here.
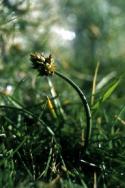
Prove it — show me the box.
[55,71,92,151]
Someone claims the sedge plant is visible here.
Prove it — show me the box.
[30,52,92,152]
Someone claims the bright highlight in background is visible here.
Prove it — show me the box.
[51,26,76,41]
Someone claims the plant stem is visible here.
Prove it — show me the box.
[55,71,92,151]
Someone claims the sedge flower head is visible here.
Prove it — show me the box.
[30,52,56,76]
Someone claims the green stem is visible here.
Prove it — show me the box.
[55,71,92,151]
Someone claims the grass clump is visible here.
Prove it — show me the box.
[0,52,125,188]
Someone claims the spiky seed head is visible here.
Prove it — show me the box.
[30,53,56,76]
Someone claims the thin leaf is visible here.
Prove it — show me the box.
[102,79,120,102]
[93,79,120,110]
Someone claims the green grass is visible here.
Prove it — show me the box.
[1,0,125,187]
[0,59,125,188]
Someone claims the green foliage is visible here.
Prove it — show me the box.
[0,0,125,188]
[93,79,121,110]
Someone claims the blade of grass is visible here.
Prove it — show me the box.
[93,79,121,110]
[47,77,65,119]
[91,62,100,106]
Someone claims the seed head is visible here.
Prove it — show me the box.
[30,53,56,76]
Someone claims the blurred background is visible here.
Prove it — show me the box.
[1,1,125,187]
[1,0,125,84]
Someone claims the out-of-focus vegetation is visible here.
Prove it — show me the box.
[0,0,125,187]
